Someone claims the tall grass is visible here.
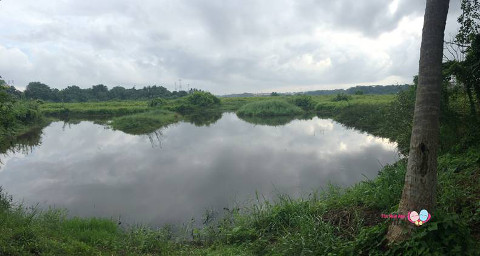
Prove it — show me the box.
[111,109,181,135]
[237,100,303,117]
[40,101,150,117]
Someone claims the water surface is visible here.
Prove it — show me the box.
[0,113,398,226]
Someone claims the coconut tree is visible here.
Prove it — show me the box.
[386,0,450,243]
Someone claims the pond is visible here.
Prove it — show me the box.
[0,113,399,227]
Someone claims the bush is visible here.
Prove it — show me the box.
[290,95,315,111]
[148,98,167,107]
[185,91,220,107]
[168,91,221,114]
[332,93,352,102]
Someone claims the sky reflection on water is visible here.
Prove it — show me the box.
[0,113,398,226]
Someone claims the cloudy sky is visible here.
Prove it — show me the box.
[0,0,462,94]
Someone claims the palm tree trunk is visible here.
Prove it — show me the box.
[387,0,450,243]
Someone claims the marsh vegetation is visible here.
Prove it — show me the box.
[1,78,479,255]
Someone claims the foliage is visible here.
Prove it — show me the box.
[236,100,303,117]
[148,97,168,107]
[0,85,43,142]
[383,85,416,155]
[290,95,315,111]
[332,93,352,102]
[185,91,220,107]
[22,82,195,102]
[456,0,480,46]
[270,92,280,96]
[167,91,221,114]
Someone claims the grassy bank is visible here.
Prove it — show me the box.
[0,88,47,154]
[1,146,478,255]
[40,101,150,117]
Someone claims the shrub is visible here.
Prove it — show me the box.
[290,95,315,111]
[148,98,167,107]
[332,93,352,102]
[185,91,220,107]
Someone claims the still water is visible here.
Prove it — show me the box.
[0,113,398,227]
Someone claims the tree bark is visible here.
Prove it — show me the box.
[387,0,450,243]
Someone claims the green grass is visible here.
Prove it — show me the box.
[110,109,181,135]
[40,101,150,117]
[314,94,396,114]
[236,99,303,117]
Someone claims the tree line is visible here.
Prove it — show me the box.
[2,81,196,102]
[302,84,411,96]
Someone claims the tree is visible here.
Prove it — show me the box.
[91,84,109,101]
[61,85,87,102]
[24,82,53,101]
[456,0,480,47]
[387,0,450,244]
[109,86,127,100]
[447,0,480,116]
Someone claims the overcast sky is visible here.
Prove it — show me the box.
[0,0,462,94]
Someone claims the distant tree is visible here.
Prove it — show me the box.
[25,82,53,101]
[109,86,127,100]
[61,85,87,102]
[91,84,109,101]
[271,92,280,96]
[22,82,191,102]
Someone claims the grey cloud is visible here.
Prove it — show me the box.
[0,0,465,93]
